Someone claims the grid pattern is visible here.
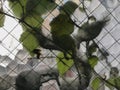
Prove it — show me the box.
[0,0,120,90]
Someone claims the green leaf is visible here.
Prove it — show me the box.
[50,14,74,36]
[88,55,99,68]
[106,76,120,90]
[56,52,74,76]
[0,7,5,27]
[88,43,97,55]
[60,1,78,15]
[115,77,120,89]
[22,15,43,30]
[20,30,39,56]
[91,77,101,90]
[8,0,27,18]
[79,6,85,12]
[106,77,115,90]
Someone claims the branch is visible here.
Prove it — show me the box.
[93,69,118,89]
[1,3,116,89]
[0,11,75,67]
[72,50,92,90]
[0,11,64,51]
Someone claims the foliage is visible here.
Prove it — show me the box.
[106,76,120,90]
[0,6,5,27]
[20,30,39,56]
[0,0,117,90]
[88,55,99,68]
[91,77,102,90]
[56,52,74,76]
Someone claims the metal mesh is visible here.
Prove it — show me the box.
[0,0,120,90]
